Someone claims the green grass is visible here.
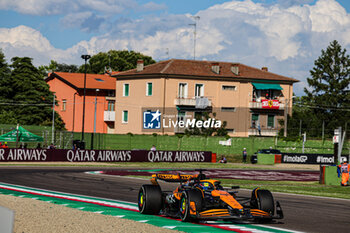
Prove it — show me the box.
[219,179,350,199]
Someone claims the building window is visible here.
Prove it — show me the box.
[226,129,235,133]
[107,100,115,111]
[268,115,275,128]
[178,83,188,98]
[107,90,115,97]
[62,99,67,111]
[222,85,236,91]
[146,82,152,96]
[177,111,186,122]
[221,107,236,112]
[123,84,129,97]
[195,84,204,97]
[252,114,259,128]
[122,110,128,123]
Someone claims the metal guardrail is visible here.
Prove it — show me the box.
[174,97,212,107]
[248,128,278,136]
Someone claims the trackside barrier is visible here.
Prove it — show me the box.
[320,165,342,185]
[257,153,275,165]
[211,153,217,163]
[0,148,215,163]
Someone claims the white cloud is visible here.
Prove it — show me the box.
[0,26,53,52]
[139,2,167,12]
[0,0,75,15]
[0,25,87,65]
[0,0,163,15]
[61,12,106,32]
[1,0,350,96]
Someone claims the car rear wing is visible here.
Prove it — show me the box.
[150,173,197,185]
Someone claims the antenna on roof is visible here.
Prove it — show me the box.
[166,48,169,60]
[189,16,200,60]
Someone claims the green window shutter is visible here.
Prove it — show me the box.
[268,115,274,127]
[252,114,259,121]
[123,111,128,122]
[147,83,152,96]
[124,84,129,96]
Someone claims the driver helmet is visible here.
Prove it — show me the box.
[200,182,211,191]
[342,157,347,163]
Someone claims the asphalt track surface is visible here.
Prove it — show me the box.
[0,166,349,233]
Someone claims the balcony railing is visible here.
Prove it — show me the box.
[249,99,285,110]
[174,97,212,108]
[104,111,115,122]
[248,128,279,136]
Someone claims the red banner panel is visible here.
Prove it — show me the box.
[261,99,280,109]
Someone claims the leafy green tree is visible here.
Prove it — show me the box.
[0,49,13,119]
[304,40,350,134]
[78,50,156,74]
[39,60,79,77]
[1,57,65,129]
[279,96,323,139]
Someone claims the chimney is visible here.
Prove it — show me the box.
[211,63,220,74]
[137,59,144,72]
[261,67,268,72]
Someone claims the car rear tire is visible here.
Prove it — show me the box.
[251,188,275,215]
[179,189,203,222]
[138,184,162,214]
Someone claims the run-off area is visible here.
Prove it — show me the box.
[0,183,297,233]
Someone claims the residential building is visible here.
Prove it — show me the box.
[112,59,298,137]
[46,72,116,134]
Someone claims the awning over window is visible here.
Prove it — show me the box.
[252,82,283,90]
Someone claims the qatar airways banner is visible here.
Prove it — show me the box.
[0,148,213,163]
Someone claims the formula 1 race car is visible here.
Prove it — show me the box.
[138,169,283,222]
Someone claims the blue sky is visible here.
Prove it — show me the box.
[1,0,350,95]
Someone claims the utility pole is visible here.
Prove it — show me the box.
[91,89,99,150]
[284,96,295,137]
[81,54,91,149]
[283,98,289,137]
[51,93,55,144]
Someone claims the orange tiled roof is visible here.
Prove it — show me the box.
[47,72,116,90]
[113,59,298,83]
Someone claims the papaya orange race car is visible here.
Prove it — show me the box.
[138,169,283,222]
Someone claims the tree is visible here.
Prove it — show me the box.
[78,50,156,74]
[304,40,350,135]
[0,49,13,120]
[39,60,79,77]
[0,57,65,129]
[279,96,322,138]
